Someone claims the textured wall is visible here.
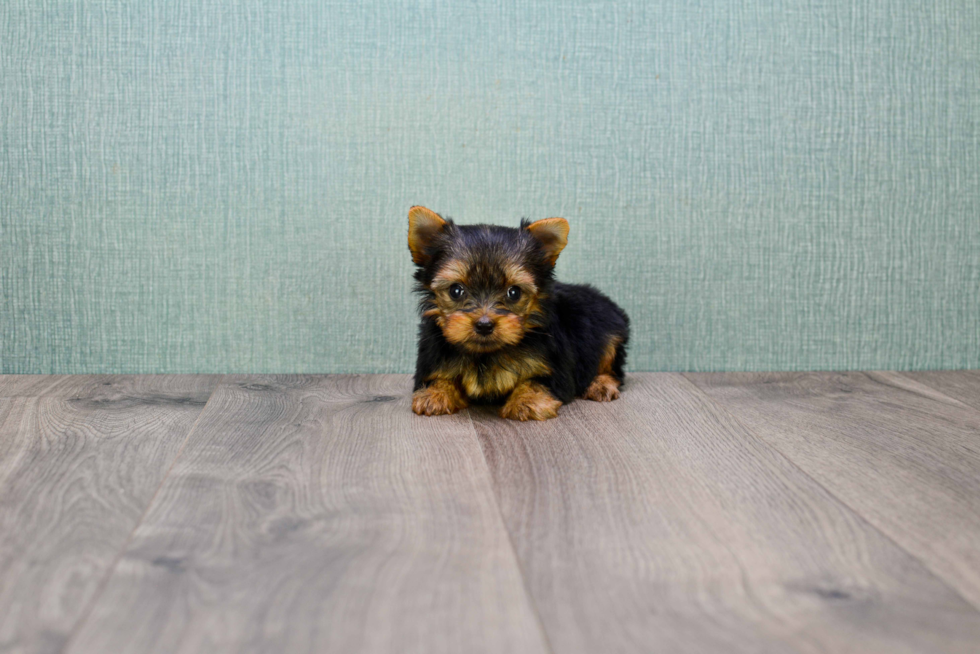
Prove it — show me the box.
[2,0,979,374]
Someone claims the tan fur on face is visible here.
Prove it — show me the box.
[430,266,532,354]
[488,312,525,348]
[523,291,548,329]
[426,256,541,353]
[437,310,525,353]
[439,312,478,347]
[412,379,468,416]
[500,380,562,421]
[439,310,526,354]
[431,259,469,290]
[436,311,524,353]
[501,261,537,295]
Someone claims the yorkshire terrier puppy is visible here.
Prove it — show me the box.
[408,206,630,421]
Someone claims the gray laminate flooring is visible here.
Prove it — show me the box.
[1,372,979,653]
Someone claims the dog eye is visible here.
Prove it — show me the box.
[507,286,522,301]
[449,284,466,300]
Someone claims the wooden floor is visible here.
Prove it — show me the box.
[1,372,979,653]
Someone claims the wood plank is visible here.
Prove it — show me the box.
[0,375,220,654]
[0,375,67,397]
[0,374,193,399]
[474,372,980,654]
[68,375,549,654]
[901,370,980,412]
[685,371,980,612]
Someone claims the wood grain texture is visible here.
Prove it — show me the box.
[474,373,980,654]
[901,370,980,412]
[685,371,980,612]
[0,375,220,654]
[0,375,67,397]
[68,375,548,654]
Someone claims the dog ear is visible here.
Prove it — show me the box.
[407,206,447,265]
[525,217,569,266]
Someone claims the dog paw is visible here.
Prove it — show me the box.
[500,382,562,421]
[582,374,621,402]
[412,381,467,416]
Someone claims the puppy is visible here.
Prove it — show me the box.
[408,206,629,420]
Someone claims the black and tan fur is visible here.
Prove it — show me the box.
[408,206,629,421]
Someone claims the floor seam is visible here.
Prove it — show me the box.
[59,374,227,654]
[466,408,558,654]
[678,372,980,617]
[892,370,980,414]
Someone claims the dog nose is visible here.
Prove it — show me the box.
[475,317,494,336]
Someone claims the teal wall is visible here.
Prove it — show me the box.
[2,1,979,374]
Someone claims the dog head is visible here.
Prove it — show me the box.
[408,206,568,353]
